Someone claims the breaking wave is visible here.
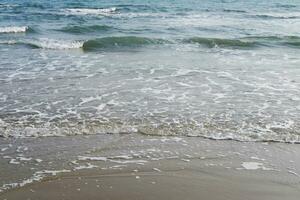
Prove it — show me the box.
[0,26,32,34]
[0,38,84,50]
[0,118,300,144]
[1,36,299,50]
[64,7,118,16]
[82,36,168,51]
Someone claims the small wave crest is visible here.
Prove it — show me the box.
[0,39,83,50]
[28,38,84,49]
[0,26,29,34]
[184,37,257,48]
[251,13,300,19]
[223,9,247,13]
[64,7,118,16]
[184,36,300,49]
[57,25,112,34]
[243,36,300,48]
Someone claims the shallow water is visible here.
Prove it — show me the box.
[0,0,300,142]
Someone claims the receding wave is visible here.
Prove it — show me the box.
[57,25,112,34]
[0,26,32,34]
[184,37,257,48]
[64,7,118,16]
[82,36,168,51]
[0,118,299,144]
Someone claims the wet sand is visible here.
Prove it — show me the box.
[2,160,300,200]
[1,134,300,200]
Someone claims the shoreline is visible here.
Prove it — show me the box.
[1,134,300,199]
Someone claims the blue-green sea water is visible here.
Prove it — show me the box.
[0,0,300,142]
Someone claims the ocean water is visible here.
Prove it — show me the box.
[0,0,300,142]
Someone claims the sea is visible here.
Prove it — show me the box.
[0,0,300,143]
[1,0,300,194]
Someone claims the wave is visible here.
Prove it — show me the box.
[223,9,247,13]
[1,118,299,144]
[57,25,112,34]
[184,37,257,48]
[0,36,166,50]
[82,36,168,51]
[0,39,83,50]
[64,7,118,16]
[27,38,84,49]
[243,36,300,48]
[21,2,48,9]
[0,26,31,34]
[1,36,299,50]
[184,36,300,49]
[275,4,297,9]
[251,13,300,19]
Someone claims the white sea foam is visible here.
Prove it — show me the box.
[35,159,43,163]
[64,7,117,16]
[74,163,98,170]
[241,162,274,171]
[0,40,17,45]
[111,155,133,159]
[36,169,71,176]
[153,168,162,172]
[0,26,28,33]
[9,159,20,165]
[1,147,8,152]
[30,38,84,50]
[109,159,148,164]
[78,156,108,161]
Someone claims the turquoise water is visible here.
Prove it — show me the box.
[0,0,300,142]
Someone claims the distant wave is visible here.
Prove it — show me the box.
[0,3,20,8]
[64,7,118,16]
[27,38,84,49]
[275,4,297,9]
[243,36,300,48]
[250,13,300,19]
[82,36,168,51]
[56,25,112,34]
[184,37,257,48]
[0,26,30,34]
[184,36,300,48]
[223,9,247,13]
[0,40,18,45]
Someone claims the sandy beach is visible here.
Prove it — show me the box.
[1,0,300,199]
[1,134,300,200]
